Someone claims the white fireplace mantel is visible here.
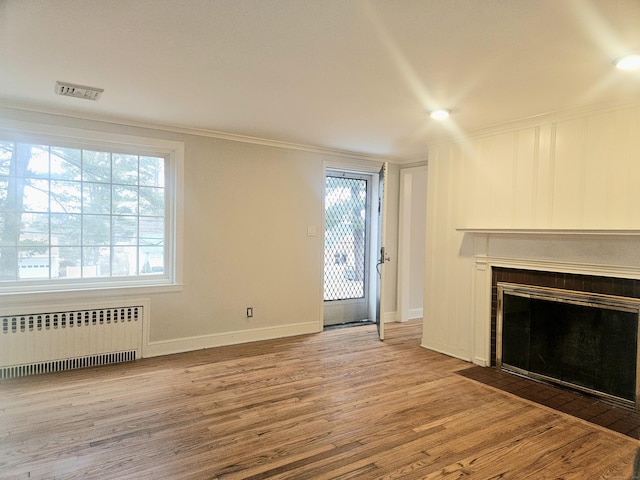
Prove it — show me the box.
[457,228,640,237]
[464,228,640,367]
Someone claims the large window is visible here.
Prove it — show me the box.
[0,124,183,292]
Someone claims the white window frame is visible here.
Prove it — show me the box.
[0,118,184,297]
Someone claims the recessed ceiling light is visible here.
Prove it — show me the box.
[613,54,640,70]
[429,109,451,120]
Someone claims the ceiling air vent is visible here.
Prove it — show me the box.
[55,81,104,101]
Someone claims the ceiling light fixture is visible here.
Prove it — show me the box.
[429,109,451,120]
[613,53,640,70]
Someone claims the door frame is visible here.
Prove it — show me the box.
[320,160,386,331]
[323,169,373,326]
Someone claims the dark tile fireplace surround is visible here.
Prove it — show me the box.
[490,267,640,367]
[458,267,640,439]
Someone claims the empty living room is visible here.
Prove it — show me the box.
[2,0,640,478]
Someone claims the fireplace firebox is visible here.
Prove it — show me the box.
[497,282,640,408]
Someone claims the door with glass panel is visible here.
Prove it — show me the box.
[323,171,372,327]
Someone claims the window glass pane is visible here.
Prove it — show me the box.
[50,147,81,180]
[113,246,137,276]
[20,213,49,245]
[0,141,13,176]
[140,245,163,273]
[82,151,111,183]
[83,182,111,214]
[139,156,164,186]
[24,145,49,178]
[139,186,164,216]
[0,247,17,280]
[82,246,110,277]
[50,180,81,213]
[0,211,18,245]
[140,217,164,246]
[51,213,81,246]
[83,215,110,245]
[18,247,50,279]
[112,185,138,215]
[22,179,49,212]
[0,178,10,206]
[112,216,137,244]
[58,246,81,278]
[112,154,138,185]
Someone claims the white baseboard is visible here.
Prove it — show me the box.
[143,321,320,358]
[420,341,472,363]
[473,356,490,367]
[384,311,397,323]
[408,308,423,320]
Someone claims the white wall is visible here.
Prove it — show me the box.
[398,165,427,321]
[408,168,426,314]
[423,101,640,363]
[0,107,400,356]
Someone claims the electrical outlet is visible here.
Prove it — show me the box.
[246,307,253,318]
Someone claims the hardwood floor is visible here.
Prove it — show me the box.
[1,321,638,479]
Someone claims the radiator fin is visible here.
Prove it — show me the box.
[0,350,137,379]
[0,305,143,379]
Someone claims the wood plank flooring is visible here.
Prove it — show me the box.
[1,321,638,479]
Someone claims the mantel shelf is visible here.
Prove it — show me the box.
[456,228,640,236]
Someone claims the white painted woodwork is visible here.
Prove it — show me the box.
[423,102,640,363]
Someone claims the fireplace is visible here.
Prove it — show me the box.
[497,282,640,408]
[491,268,640,409]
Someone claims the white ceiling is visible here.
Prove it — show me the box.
[1,0,639,161]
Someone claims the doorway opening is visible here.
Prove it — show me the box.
[323,164,387,340]
[323,171,371,328]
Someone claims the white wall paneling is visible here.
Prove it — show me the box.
[424,101,640,364]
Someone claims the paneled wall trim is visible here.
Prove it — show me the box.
[456,104,640,231]
[423,101,640,365]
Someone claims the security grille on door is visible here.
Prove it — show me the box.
[324,175,367,301]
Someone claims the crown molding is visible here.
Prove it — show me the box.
[425,96,640,150]
[0,103,402,164]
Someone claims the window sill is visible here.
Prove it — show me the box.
[0,282,184,306]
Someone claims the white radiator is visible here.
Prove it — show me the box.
[0,303,144,379]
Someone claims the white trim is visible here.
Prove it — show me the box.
[471,253,640,368]
[426,97,640,150]
[487,255,640,280]
[464,97,640,141]
[0,105,398,164]
[143,321,319,358]
[408,308,423,320]
[458,227,640,236]
[384,311,397,323]
[0,295,150,317]
[420,340,471,363]
[472,255,492,367]
[0,284,181,307]
[324,157,385,174]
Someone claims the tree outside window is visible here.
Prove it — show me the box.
[0,140,165,283]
